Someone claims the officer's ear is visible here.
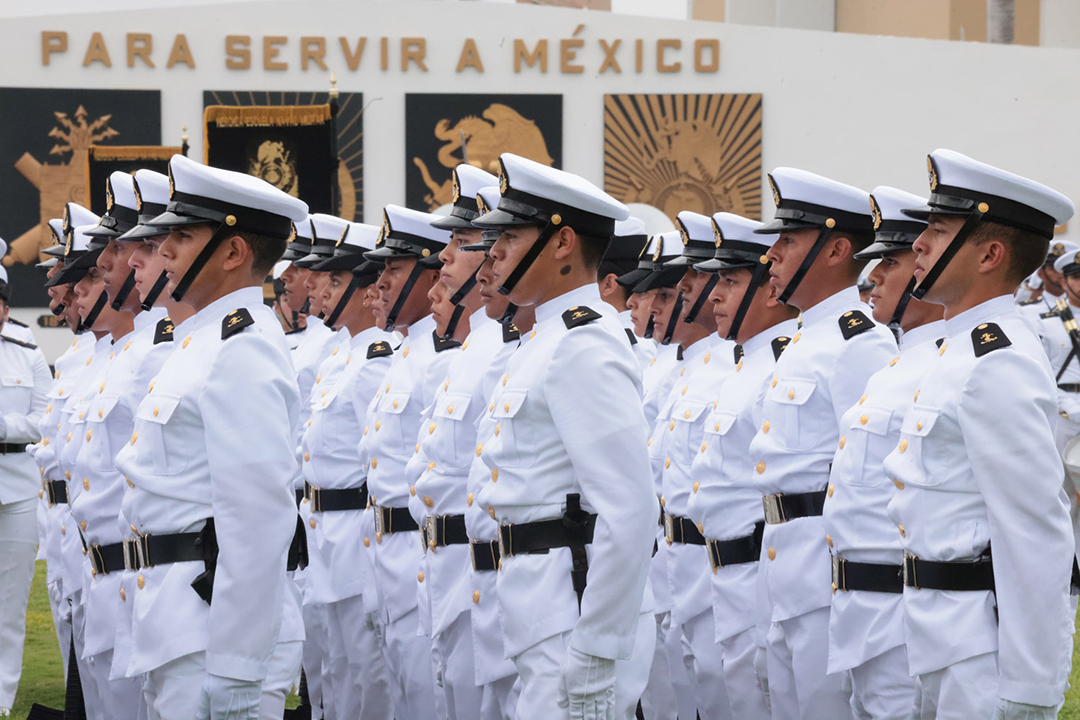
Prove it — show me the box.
[550,225,578,262]
[219,234,252,273]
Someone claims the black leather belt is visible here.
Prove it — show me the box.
[707,522,765,572]
[295,488,304,507]
[125,529,215,571]
[0,442,26,454]
[470,540,500,572]
[832,555,903,594]
[88,541,126,576]
[497,513,597,559]
[305,481,368,513]
[664,514,705,546]
[422,514,467,553]
[374,505,419,536]
[763,489,827,524]
[1060,383,1080,393]
[45,479,68,506]
[902,551,995,591]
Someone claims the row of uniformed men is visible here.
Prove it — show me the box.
[11,144,1078,720]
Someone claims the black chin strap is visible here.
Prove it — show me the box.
[441,304,466,340]
[169,222,233,302]
[110,270,138,311]
[683,274,718,325]
[141,271,169,311]
[384,261,427,333]
[290,309,300,332]
[887,275,918,335]
[499,303,519,327]
[660,292,685,346]
[52,303,65,316]
[298,296,312,315]
[77,291,109,333]
[450,265,481,305]
[643,313,655,340]
[726,263,770,341]
[911,208,986,300]
[778,225,834,305]
[324,275,363,329]
[498,222,558,296]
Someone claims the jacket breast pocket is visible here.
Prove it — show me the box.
[431,392,474,467]
[701,410,737,476]
[898,406,945,487]
[1,373,34,408]
[767,377,820,451]
[83,395,122,472]
[489,389,533,468]
[670,400,708,465]
[838,405,894,487]
[135,393,189,476]
[373,391,412,455]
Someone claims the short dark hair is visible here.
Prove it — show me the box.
[235,230,286,278]
[969,221,1048,285]
[834,230,875,278]
[576,231,611,271]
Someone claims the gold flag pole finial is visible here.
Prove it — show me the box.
[329,72,339,101]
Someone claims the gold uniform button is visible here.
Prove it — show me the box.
[664,458,671,469]
[98,408,103,419]
[503,374,509,386]
[762,421,770,434]
[447,405,455,415]
[647,438,653,446]
[839,436,846,449]
[153,406,161,417]
[61,525,66,536]
[680,368,685,377]
[913,390,920,402]
[488,507,496,519]
[332,347,339,357]
[46,404,53,414]
[316,374,322,384]
[767,548,776,561]
[899,440,908,453]
[386,384,392,393]
[898,524,906,538]
[489,403,495,412]
[916,421,923,431]
[126,477,134,488]
[100,382,106,393]
[828,484,835,497]
[120,588,126,602]
[403,348,409,358]
[859,394,868,405]
[415,445,420,454]
[444,381,449,391]
[736,360,743,372]
[427,462,436,472]
[376,421,381,431]
[692,481,700,493]
[939,343,947,356]
[39,490,43,499]
[418,571,424,583]
[860,415,869,425]
[473,591,480,604]
[137,575,145,590]
[793,333,801,343]
[756,461,765,474]
[491,468,499,482]
[182,337,191,349]
[467,493,474,507]
[83,478,89,491]
[700,442,707,453]
[463,340,469,349]
[660,495,666,507]
[788,390,795,400]
[681,386,688,396]
[65,471,71,480]
[86,357,92,366]
[148,382,155,393]
[376,532,383,544]
[371,458,377,468]
[476,444,484,456]
[893,478,905,490]
[410,485,416,496]
[66,433,71,443]
[310,518,317,529]
[423,496,434,508]
[495,424,501,436]
[85,430,92,442]
[889,357,898,367]
[304,453,310,462]
[669,420,676,431]
[530,331,537,339]
[683,410,691,419]
[825,534,833,548]
[364,537,371,548]
[429,423,435,435]
[80,521,87,531]
[130,432,138,445]
[504,403,510,412]
[393,401,399,409]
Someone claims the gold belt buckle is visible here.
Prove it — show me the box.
[707,539,720,573]
[123,539,137,571]
[426,516,439,554]
[903,553,918,589]
[831,554,844,594]
[309,485,322,513]
[136,534,151,569]
[89,545,103,576]
[663,513,675,546]
[374,506,385,537]
[497,524,512,563]
[763,493,785,525]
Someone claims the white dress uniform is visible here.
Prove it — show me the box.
[0,330,50,711]
[884,150,1076,720]
[619,309,656,372]
[688,319,797,720]
[748,168,897,720]
[68,308,170,717]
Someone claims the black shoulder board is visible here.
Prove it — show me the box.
[7,317,28,328]
[1,334,37,350]
[934,337,945,348]
[154,317,174,345]
[624,327,638,346]
[221,308,254,340]
[676,344,684,361]
[366,341,393,359]
[433,331,462,353]
[733,344,744,364]
[771,336,790,360]
[503,323,521,343]
[971,322,1011,357]
[838,310,874,340]
[1040,311,1058,319]
[563,305,602,329]
[1018,297,1041,306]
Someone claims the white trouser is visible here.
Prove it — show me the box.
[381,607,437,720]
[843,644,918,720]
[82,649,142,720]
[142,641,302,720]
[679,609,733,720]
[765,606,854,720]
[0,497,37,708]
[325,595,393,720]
[71,591,104,720]
[914,652,1001,720]
[481,673,520,720]
[719,627,771,720]
[638,612,679,720]
[512,612,655,720]
[433,611,482,720]
[300,603,328,719]
[48,579,72,680]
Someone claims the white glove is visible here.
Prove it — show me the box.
[557,647,616,720]
[753,646,771,711]
[990,699,1058,720]
[196,673,262,720]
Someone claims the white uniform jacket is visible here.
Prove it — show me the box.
[115,287,301,681]
[0,333,51,504]
[476,284,656,661]
[618,309,656,374]
[749,286,896,623]
[884,295,1074,706]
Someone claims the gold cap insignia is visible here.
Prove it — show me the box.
[678,221,689,247]
[653,236,664,262]
[336,225,348,248]
[869,195,882,231]
[64,230,73,256]
[927,155,939,192]
[1053,242,1066,256]
[133,182,143,213]
[225,215,237,227]
[62,206,72,235]
[768,174,781,208]
[498,159,509,195]
[378,213,390,246]
[105,181,114,212]
[286,223,297,244]
[712,222,723,248]
[168,166,176,199]
[476,193,490,215]
[451,172,461,204]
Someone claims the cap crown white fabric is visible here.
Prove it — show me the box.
[455,164,499,203]
[133,169,170,208]
[615,216,647,237]
[713,212,770,246]
[383,205,450,244]
[169,154,308,224]
[70,224,96,253]
[1052,242,1080,273]
[677,211,714,243]
[311,213,349,244]
[108,171,139,212]
[870,186,927,227]
[770,167,871,218]
[476,187,501,217]
[654,230,684,262]
[928,148,1074,225]
[64,204,100,233]
[0,238,6,258]
[295,215,314,241]
[500,153,629,222]
[339,222,381,252]
[48,218,64,243]
[271,260,290,280]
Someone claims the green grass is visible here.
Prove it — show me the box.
[9,558,1080,717]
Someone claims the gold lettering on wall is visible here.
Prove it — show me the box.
[42,31,67,65]
[401,38,428,71]
[127,33,153,68]
[226,35,251,69]
[264,36,288,70]
[340,37,367,71]
[457,38,484,73]
[166,34,195,68]
[82,32,111,67]
[301,37,328,71]
[514,39,548,73]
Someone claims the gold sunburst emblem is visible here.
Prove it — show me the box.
[498,163,509,195]
[168,167,176,199]
[653,236,664,261]
[133,182,143,213]
[927,155,939,192]
[105,181,115,212]
[336,225,348,248]
[870,195,882,231]
[451,173,461,204]
[477,194,490,215]
[713,222,724,248]
[768,174,781,209]
[286,223,297,244]
[378,213,391,246]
